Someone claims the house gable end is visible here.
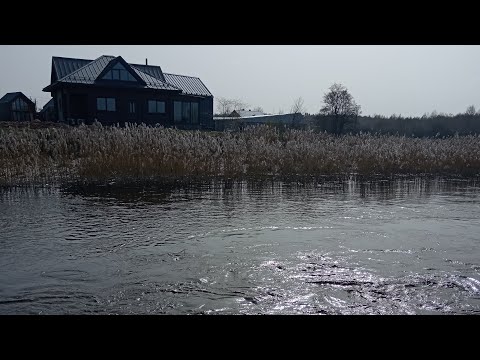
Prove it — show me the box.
[96,56,146,85]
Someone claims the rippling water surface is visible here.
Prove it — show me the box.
[1,178,479,314]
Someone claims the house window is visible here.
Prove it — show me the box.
[174,101,199,123]
[97,97,116,112]
[101,62,136,82]
[129,101,136,114]
[191,102,199,124]
[182,102,191,123]
[148,100,165,113]
[174,101,182,122]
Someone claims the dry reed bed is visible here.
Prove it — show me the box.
[1,124,479,186]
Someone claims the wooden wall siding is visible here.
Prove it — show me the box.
[54,86,213,129]
[0,94,36,122]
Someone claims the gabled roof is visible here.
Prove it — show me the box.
[52,56,91,82]
[51,55,179,90]
[163,73,213,97]
[0,92,34,105]
[40,98,54,112]
[131,64,166,82]
[130,67,179,90]
[55,55,115,85]
[44,56,212,97]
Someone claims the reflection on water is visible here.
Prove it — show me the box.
[1,178,479,314]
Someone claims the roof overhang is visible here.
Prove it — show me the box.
[43,82,184,93]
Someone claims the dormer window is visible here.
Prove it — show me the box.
[102,62,136,82]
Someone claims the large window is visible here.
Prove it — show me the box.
[148,100,165,113]
[129,101,136,114]
[102,62,136,82]
[191,102,199,124]
[182,102,191,122]
[97,97,116,112]
[175,101,199,124]
[174,101,182,123]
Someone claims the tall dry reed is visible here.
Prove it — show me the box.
[1,124,479,186]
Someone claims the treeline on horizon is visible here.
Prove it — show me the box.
[311,110,480,137]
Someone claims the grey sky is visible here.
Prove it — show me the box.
[1,45,480,117]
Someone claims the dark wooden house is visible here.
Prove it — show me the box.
[42,55,214,129]
[0,92,36,122]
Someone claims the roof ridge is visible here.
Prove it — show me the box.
[52,56,92,62]
[131,63,161,68]
[164,72,200,80]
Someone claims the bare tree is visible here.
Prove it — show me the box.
[320,83,361,135]
[216,97,249,116]
[466,105,476,116]
[231,99,248,112]
[290,97,305,128]
[290,97,305,114]
[252,106,264,112]
[216,97,232,116]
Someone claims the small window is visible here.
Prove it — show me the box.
[148,100,156,113]
[107,98,116,111]
[112,70,120,80]
[97,98,106,111]
[129,101,136,114]
[148,100,165,113]
[97,97,116,112]
[120,71,129,81]
[157,101,165,113]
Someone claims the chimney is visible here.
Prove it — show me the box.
[146,58,148,65]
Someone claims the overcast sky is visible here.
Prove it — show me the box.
[1,45,480,117]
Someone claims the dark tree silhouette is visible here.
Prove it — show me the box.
[320,83,361,134]
[290,97,305,128]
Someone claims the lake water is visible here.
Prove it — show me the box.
[1,178,479,315]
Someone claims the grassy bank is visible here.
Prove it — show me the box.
[1,123,480,186]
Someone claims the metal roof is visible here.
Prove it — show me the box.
[0,92,34,105]
[131,64,166,82]
[130,67,180,91]
[163,73,213,97]
[52,57,91,80]
[57,55,115,85]
[40,98,54,112]
[45,56,185,92]
[0,92,24,103]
